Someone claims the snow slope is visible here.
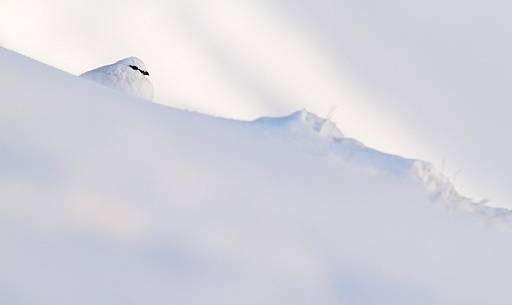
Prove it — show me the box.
[4,0,512,207]
[2,47,512,305]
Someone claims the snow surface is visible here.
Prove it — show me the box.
[2,47,512,305]
[80,57,154,100]
[4,0,512,207]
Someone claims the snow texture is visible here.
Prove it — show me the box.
[80,57,154,100]
[2,47,512,305]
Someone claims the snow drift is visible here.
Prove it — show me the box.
[1,47,512,305]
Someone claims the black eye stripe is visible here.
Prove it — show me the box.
[129,65,149,76]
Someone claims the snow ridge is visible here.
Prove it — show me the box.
[261,109,512,229]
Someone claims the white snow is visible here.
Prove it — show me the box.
[2,47,512,305]
[5,1,512,207]
[80,57,154,100]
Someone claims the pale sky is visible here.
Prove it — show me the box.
[2,0,512,207]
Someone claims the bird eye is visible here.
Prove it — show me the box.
[129,65,149,76]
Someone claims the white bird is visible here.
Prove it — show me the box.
[80,57,153,100]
